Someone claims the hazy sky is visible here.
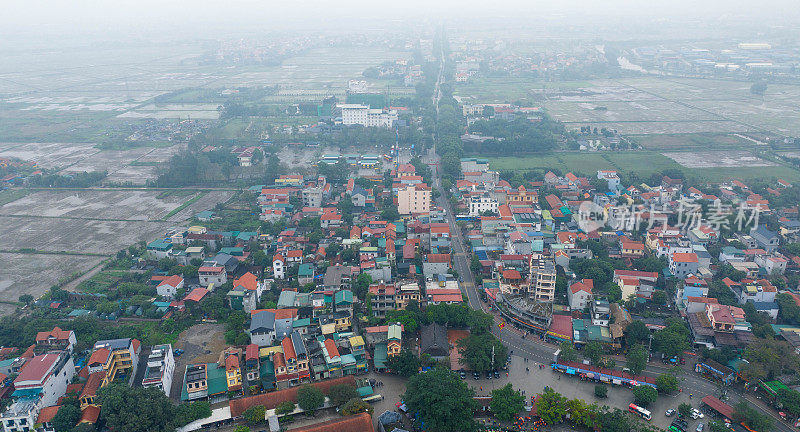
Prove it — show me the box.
[2,0,798,41]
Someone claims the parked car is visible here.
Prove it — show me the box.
[473,371,480,380]
[459,370,466,379]
[696,423,704,432]
[691,409,705,419]
[493,370,500,379]
[666,409,676,417]
[486,370,492,379]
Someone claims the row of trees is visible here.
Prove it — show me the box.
[49,384,211,432]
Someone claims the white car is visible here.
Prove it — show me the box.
[691,408,705,419]
[696,423,704,432]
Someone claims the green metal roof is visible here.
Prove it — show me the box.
[374,343,388,369]
[206,364,228,396]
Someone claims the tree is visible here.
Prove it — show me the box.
[403,367,477,432]
[632,385,658,407]
[341,398,374,416]
[98,384,180,432]
[234,427,250,432]
[18,294,33,305]
[276,401,296,416]
[678,403,692,419]
[653,319,690,357]
[536,388,567,425]
[778,388,800,417]
[297,384,325,415]
[559,340,578,362]
[385,349,421,377]
[598,408,632,432]
[734,401,774,432]
[742,338,800,381]
[327,384,359,407]
[594,385,608,398]
[458,333,507,372]
[656,373,679,394]
[52,404,81,432]
[584,341,604,366]
[242,405,266,425]
[353,273,372,301]
[626,344,648,375]
[651,290,667,305]
[491,384,525,421]
[385,308,419,333]
[625,320,650,347]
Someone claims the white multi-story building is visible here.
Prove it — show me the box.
[198,265,227,287]
[1,352,75,432]
[469,195,499,216]
[142,344,175,397]
[528,254,557,303]
[338,104,398,128]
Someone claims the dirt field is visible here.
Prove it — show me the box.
[170,323,227,400]
[0,252,105,309]
[0,188,232,313]
[662,151,777,168]
[0,189,190,220]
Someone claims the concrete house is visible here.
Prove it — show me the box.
[249,310,277,347]
[568,279,593,310]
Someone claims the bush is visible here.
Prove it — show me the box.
[242,405,266,425]
[276,401,296,416]
[341,398,374,416]
[594,385,608,398]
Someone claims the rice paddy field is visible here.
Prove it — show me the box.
[455,76,800,137]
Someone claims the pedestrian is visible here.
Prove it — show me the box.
[480,386,483,391]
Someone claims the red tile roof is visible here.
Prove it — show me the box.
[184,287,209,302]
[324,339,340,358]
[15,353,60,384]
[35,327,73,343]
[282,336,296,361]
[672,252,698,263]
[286,412,373,432]
[80,370,106,400]
[157,274,183,288]
[88,348,110,366]
[246,344,259,361]
[37,405,61,424]
[80,405,101,424]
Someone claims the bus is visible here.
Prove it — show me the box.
[629,403,652,421]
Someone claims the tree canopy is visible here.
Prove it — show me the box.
[403,367,477,432]
[297,384,325,414]
[490,384,525,421]
[458,333,507,372]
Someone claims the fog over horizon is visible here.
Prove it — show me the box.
[2,0,799,44]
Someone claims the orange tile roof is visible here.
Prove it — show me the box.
[35,327,73,343]
[37,405,61,424]
[281,336,296,361]
[672,252,698,263]
[88,348,110,366]
[234,272,258,291]
[324,339,340,358]
[80,370,106,400]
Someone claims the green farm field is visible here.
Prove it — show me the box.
[487,151,800,183]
